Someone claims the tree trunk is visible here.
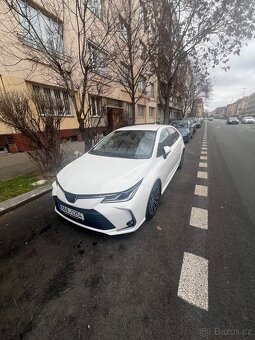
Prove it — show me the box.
[131,98,136,125]
[163,95,170,124]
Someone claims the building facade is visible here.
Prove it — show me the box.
[0,0,159,153]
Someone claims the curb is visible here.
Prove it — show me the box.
[0,185,52,217]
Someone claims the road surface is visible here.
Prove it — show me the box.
[0,120,254,339]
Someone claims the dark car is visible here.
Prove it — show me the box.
[226,117,239,125]
[171,120,192,143]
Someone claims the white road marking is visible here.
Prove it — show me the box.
[201,151,207,155]
[178,252,208,311]
[200,156,207,160]
[194,185,208,197]
[190,207,208,229]
[202,148,207,151]
[197,171,208,179]
[199,162,208,168]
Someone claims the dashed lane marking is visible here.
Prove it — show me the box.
[190,207,208,229]
[178,252,208,311]
[194,185,208,197]
[200,156,208,160]
[197,171,208,179]
[201,151,207,155]
[199,162,208,168]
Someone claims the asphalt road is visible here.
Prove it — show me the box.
[0,120,254,339]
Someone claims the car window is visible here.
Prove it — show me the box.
[168,127,180,143]
[157,128,174,157]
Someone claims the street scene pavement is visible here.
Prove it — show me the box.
[0,120,255,339]
[0,142,85,181]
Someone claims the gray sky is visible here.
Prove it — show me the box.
[205,40,255,112]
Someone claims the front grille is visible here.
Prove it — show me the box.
[53,197,115,230]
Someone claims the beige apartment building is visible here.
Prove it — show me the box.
[0,0,158,153]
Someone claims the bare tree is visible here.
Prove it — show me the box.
[0,0,119,151]
[148,0,255,124]
[0,90,64,175]
[175,61,213,117]
[108,0,156,124]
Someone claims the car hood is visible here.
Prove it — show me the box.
[57,153,151,194]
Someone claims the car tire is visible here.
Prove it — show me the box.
[178,150,185,170]
[146,181,161,220]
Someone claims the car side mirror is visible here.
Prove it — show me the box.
[163,146,171,159]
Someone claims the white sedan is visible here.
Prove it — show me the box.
[242,116,255,124]
[52,125,185,235]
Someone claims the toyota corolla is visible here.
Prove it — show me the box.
[52,125,185,235]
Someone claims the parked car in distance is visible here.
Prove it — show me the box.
[52,125,185,235]
[195,118,203,128]
[226,117,239,125]
[185,118,196,136]
[242,116,255,124]
[171,120,191,143]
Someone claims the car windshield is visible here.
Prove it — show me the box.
[89,130,156,159]
[172,121,189,128]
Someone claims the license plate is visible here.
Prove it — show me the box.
[59,204,84,221]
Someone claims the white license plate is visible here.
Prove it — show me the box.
[59,204,84,221]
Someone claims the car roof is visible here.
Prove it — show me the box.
[117,124,170,132]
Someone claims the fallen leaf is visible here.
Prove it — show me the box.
[156,226,162,231]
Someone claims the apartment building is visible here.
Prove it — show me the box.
[245,93,255,116]
[0,0,158,153]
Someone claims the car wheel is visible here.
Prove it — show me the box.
[178,150,185,170]
[146,181,161,220]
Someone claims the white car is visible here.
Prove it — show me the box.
[242,116,255,124]
[52,125,185,235]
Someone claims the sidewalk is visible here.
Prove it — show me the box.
[0,141,85,180]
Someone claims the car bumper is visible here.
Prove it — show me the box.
[182,135,189,142]
[52,182,151,235]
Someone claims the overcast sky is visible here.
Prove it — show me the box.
[205,39,255,112]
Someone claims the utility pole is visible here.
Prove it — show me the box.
[241,88,247,116]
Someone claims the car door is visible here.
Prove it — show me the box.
[156,128,175,188]
[167,126,182,167]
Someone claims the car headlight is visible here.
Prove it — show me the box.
[102,179,143,203]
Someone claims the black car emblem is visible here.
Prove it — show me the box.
[65,192,77,203]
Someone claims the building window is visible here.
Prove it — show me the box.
[32,84,71,116]
[137,104,145,117]
[138,76,146,93]
[119,17,128,41]
[139,41,147,59]
[88,43,107,75]
[149,107,154,118]
[89,95,102,116]
[126,103,133,116]
[87,0,103,19]
[120,64,129,85]
[149,25,156,40]
[17,0,63,56]
[139,6,144,21]
[150,82,155,98]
